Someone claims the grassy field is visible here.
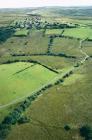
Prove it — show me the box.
[63,27,92,39]
[0,55,75,70]
[7,60,92,140]
[51,37,82,58]
[45,29,63,35]
[0,8,92,140]
[0,29,48,56]
[0,62,57,105]
[63,74,84,85]
[14,28,29,36]
[28,55,75,69]
[82,41,92,56]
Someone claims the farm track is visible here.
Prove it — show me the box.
[79,39,90,63]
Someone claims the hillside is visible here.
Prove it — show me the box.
[0,7,92,140]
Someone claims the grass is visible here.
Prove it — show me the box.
[0,62,57,105]
[0,55,75,70]
[82,41,92,56]
[0,103,20,123]
[63,74,84,85]
[14,28,29,36]
[0,10,92,140]
[51,37,82,58]
[63,27,92,39]
[28,55,75,70]
[45,29,63,35]
[0,29,48,56]
[7,60,92,140]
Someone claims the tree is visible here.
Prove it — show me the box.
[18,116,30,124]
[64,125,71,131]
[80,125,92,140]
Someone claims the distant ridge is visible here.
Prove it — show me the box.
[0,6,92,17]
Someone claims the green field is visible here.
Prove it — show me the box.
[51,37,82,58]
[7,60,92,140]
[82,41,92,56]
[0,30,48,56]
[0,7,92,140]
[14,28,29,36]
[0,62,57,105]
[28,55,75,69]
[45,29,63,35]
[63,27,92,39]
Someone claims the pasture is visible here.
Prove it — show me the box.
[45,29,63,35]
[51,37,82,58]
[0,8,92,140]
[63,27,92,39]
[14,28,29,36]
[82,41,92,56]
[0,30,48,56]
[0,62,57,105]
[7,60,92,140]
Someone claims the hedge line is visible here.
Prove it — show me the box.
[11,52,76,59]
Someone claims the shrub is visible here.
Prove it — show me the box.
[80,125,92,140]
[64,125,71,131]
[18,116,30,124]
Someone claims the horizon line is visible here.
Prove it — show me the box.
[0,5,92,9]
